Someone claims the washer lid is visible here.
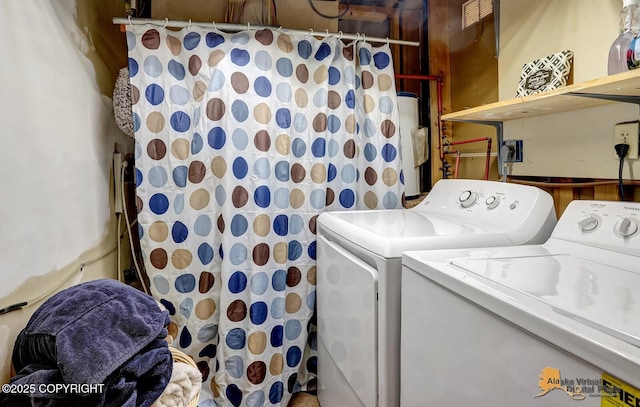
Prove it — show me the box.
[320,209,480,237]
[317,209,509,258]
[451,254,640,347]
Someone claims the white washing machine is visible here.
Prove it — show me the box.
[401,200,640,407]
[316,179,558,407]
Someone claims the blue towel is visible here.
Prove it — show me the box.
[0,279,173,407]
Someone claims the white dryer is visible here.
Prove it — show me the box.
[401,200,640,407]
[316,179,558,407]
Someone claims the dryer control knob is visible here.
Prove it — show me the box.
[614,217,638,237]
[459,190,478,208]
[485,196,499,209]
[577,215,599,232]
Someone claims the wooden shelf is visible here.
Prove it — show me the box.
[441,69,640,123]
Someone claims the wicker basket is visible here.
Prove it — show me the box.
[169,347,201,407]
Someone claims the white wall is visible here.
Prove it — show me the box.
[0,0,129,381]
[500,0,619,95]
[498,0,640,178]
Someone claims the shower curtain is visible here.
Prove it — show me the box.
[125,24,404,406]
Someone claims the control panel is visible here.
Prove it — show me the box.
[415,179,553,217]
[412,179,557,243]
[455,190,523,211]
[552,200,640,254]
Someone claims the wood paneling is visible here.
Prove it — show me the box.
[509,178,640,217]
[274,0,339,31]
[593,184,621,201]
[151,0,227,22]
[151,0,339,31]
[552,187,579,220]
[397,6,423,96]
[428,0,451,182]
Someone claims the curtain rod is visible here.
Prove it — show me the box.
[112,17,421,47]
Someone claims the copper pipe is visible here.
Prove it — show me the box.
[394,74,441,81]
[454,151,461,179]
[449,137,491,146]
[444,137,492,180]
[484,138,492,181]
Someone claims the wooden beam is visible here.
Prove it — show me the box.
[428,0,452,184]
[340,9,388,23]
[594,184,620,201]
[390,8,401,76]
[553,184,578,219]
[402,0,425,9]
[339,4,395,15]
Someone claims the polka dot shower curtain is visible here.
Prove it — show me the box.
[125,24,404,406]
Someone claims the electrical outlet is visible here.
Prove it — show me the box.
[501,140,523,162]
[614,121,639,159]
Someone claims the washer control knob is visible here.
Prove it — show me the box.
[459,190,478,208]
[615,217,638,237]
[577,215,599,232]
[485,196,499,209]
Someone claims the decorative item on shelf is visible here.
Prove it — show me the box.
[516,50,574,97]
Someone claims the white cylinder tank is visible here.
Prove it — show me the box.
[397,92,421,197]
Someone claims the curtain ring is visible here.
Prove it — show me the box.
[325,29,329,39]
[163,18,169,28]
[338,30,343,40]
[128,15,134,29]
[386,37,390,47]
[277,26,283,32]
[362,33,366,43]
[247,22,251,31]
[306,28,313,37]
[212,20,217,30]
[188,19,192,30]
